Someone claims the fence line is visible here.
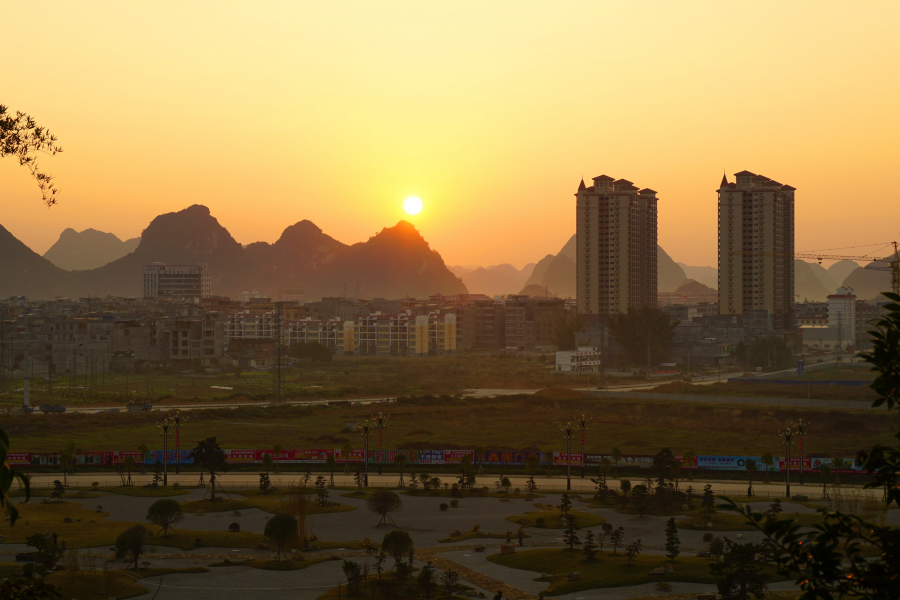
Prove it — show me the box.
[585,390,877,410]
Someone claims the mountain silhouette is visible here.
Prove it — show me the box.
[43,228,140,271]
[0,205,466,301]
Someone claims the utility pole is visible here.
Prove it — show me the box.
[560,422,576,491]
[575,415,591,479]
[779,426,797,499]
[157,418,172,486]
[173,410,182,475]
[359,420,373,487]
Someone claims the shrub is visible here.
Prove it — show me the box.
[229,522,241,532]
[91,482,100,490]
[172,483,181,490]
[439,503,449,511]
[703,532,714,542]
[472,525,480,532]
[536,518,546,527]
[450,499,459,508]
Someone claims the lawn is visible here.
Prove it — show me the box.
[97,486,193,497]
[438,530,531,543]
[4,391,890,457]
[209,557,336,570]
[180,488,356,515]
[675,511,826,532]
[0,501,269,550]
[488,548,789,596]
[44,568,209,600]
[506,508,605,529]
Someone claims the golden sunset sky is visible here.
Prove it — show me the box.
[3,2,899,268]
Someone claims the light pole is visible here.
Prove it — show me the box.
[172,410,182,475]
[575,415,591,479]
[359,420,373,487]
[778,426,797,499]
[794,419,810,486]
[373,412,389,475]
[560,422,576,491]
[157,417,172,486]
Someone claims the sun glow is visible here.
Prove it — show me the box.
[403,196,423,215]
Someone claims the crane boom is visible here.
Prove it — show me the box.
[732,241,900,295]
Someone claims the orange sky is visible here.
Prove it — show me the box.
[3,2,899,269]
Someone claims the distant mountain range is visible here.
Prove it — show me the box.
[43,228,140,271]
[0,205,466,301]
[448,263,536,297]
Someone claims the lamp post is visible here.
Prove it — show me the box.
[575,415,591,479]
[172,410,182,475]
[560,422,576,491]
[778,426,797,499]
[359,420,373,487]
[372,412,389,475]
[157,418,172,486]
[794,419,810,486]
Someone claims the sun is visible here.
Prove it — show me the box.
[403,196,423,215]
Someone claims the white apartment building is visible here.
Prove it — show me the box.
[827,286,857,347]
[143,262,211,299]
[576,175,658,316]
[717,171,795,331]
[555,347,602,373]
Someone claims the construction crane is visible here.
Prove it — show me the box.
[733,241,900,295]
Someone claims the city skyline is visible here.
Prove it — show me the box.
[4,2,899,270]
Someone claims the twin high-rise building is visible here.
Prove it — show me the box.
[717,171,795,331]
[575,175,658,315]
[575,169,796,334]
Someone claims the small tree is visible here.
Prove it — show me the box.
[50,479,65,502]
[417,561,437,598]
[831,457,846,485]
[373,550,386,578]
[709,537,725,562]
[620,479,632,498]
[611,447,622,478]
[137,443,149,474]
[326,454,337,487]
[559,492,572,517]
[381,529,414,568]
[820,463,833,498]
[193,437,228,501]
[152,462,163,486]
[525,454,540,492]
[26,533,63,570]
[563,516,580,550]
[759,452,774,483]
[354,468,364,491]
[745,459,757,497]
[272,444,283,473]
[342,560,362,595]
[0,105,63,206]
[441,569,460,599]
[682,450,696,481]
[146,499,184,536]
[665,517,681,561]
[115,525,151,569]
[766,498,783,517]
[367,490,403,525]
[582,530,598,560]
[261,453,273,479]
[123,456,136,486]
[625,539,643,563]
[709,539,767,600]
[609,526,625,554]
[315,475,329,506]
[259,472,271,492]
[631,484,649,517]
[395,453,407,487]
[264,513,299,561]
[702,484,716,515]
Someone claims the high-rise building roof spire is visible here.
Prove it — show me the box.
[720,171,729,187]
[578,178,586,191]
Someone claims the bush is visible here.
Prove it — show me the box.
[703,532,714,542]
[91,482,100,490]
[450,499,459,508]
[173,483,181,490]
[439,503,449,511]
[536,518,545,527]
[229,522,241,532]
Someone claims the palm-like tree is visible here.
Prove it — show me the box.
[193,437,228,501]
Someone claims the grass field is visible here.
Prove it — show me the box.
[209,557,336,570]
[507,507,605,529]
[650,378,877,402]
[4,390,891,458]
[180,488,356,515]
[488,548,788,595]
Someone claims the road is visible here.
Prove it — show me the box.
[23,471,841,500]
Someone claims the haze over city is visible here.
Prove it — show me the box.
[4,3,900,600]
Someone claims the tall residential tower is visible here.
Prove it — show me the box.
[717,171,795,330]
[576,175,658,315]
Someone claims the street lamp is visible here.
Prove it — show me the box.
[172,410,182,475]
[560,422,576,491]
[575,415,591,479]
[156,417,173,486]
[372,412,389,475]
[359,420,373,487]
[794,419,810,486]
[778,426,797,499]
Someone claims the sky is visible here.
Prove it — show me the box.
[3,1,899,269]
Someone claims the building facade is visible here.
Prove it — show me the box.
[575,175,658,316]
[827,287,857,348]
[143,262,211,299]
[717,171,795,331]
